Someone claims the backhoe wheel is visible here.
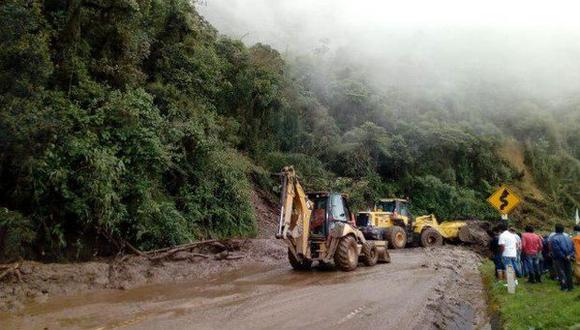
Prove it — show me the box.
[386,226,407,249]
[334,236,359,271]
[420,227,443,248]
[361,242,379,267]
[288,249,312,271]
[318,261,335,271]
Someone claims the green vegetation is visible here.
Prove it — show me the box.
[0,0,578,260]
[481,261,580,329]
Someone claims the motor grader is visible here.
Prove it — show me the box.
[275,166,390,271]
[356,198,489,249]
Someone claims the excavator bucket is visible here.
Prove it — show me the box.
[276,166,312,257]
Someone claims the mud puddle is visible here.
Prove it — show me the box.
[1,263,271,329]
[1,246,490,330]
[1,261,384,329]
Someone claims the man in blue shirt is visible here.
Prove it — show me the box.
[550,224,575,291]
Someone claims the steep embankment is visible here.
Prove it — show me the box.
[251,188,280,238]
[497,139,557,230]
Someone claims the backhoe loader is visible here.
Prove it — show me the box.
[276,166,390,271]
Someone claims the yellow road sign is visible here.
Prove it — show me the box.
[487,185,522,215]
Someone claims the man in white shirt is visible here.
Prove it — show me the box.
[510,227,524,276]
[498,224,522,277]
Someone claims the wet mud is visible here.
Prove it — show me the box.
[0,239,287,313]
[1,245,489,330]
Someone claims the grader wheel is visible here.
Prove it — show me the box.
[386,226,407,249]
[334,235,359,271]
[420,227,443,247]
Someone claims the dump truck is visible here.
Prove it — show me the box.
[275,166,390,271]
[356,198,490,249]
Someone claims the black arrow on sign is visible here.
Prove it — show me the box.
[499,189,510,211]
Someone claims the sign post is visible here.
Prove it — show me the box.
[488,185,522,293]
[487,185,522,216]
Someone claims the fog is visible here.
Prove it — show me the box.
[198,0,580,103]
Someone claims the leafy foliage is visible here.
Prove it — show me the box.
[0,0,577,260]
[0,0,264,259]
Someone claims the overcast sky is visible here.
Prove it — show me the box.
[198,0,580,100]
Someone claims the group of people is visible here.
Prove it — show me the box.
[490,223,580,292]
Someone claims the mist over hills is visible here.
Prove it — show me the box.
[0,0,577,260]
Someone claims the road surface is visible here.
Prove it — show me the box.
[0,247,488,330]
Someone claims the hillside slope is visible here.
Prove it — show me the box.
[0,0,577,261]
[499,139,575,230]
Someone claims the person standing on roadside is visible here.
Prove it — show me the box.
[490,227,504,279]
[509,227,524,276]
[499,224,522,277]
[550,224,575,291]
[521,225,543,283]
[572,225,580,284]
[541,234,553,278]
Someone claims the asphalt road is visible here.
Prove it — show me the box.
[1,247,487,330]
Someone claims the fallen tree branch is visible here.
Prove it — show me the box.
[225,255,245,260]
[191,253,211,258]
[148,239,221,261]
[172,253,211,261]
[102,230,232,262]
[125,241,147,257]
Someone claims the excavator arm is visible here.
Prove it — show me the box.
[276,166,312,259]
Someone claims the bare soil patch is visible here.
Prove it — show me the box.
[0,239,286,313]
[251,187,280,238]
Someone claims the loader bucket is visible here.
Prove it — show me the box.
[376,246,391,263]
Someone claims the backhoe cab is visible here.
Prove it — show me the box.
[276,166,390,271]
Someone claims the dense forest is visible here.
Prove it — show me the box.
[1,0,578,260]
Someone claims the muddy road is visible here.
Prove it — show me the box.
[0,246,489,330]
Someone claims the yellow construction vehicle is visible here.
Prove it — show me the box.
[357,198,489,249]
[276,166,390,271]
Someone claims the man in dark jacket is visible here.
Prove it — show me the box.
[489,227,504,279]
[549,224,575,291]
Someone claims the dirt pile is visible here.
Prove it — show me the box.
[0,239,286,313]
[251,188,280,238]
[419,246,489,329]
[458,222,492,256]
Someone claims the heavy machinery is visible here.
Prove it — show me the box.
[276,166,390,271]
[357,198,489,249]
